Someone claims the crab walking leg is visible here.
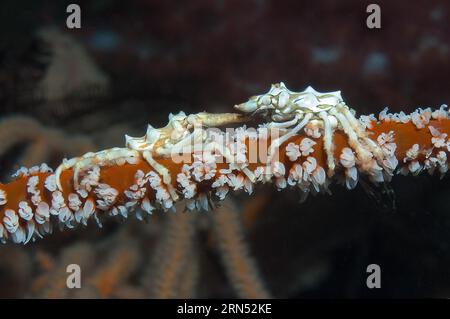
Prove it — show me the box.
[340,106,385,161]
[330,109,374,166]
[73,155,96,189]
[54,157,80,191]
[318,111,336,177]
[55,148,141,190]
[339,105,362,131]
[157,128,204,157]
[143,150,172,184]
[205,141,256,182]
[204,142,234,161]
[73,148,141,189]
[267,113,313,164]
[267,116,300,129]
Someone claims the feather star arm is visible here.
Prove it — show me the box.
[0,83,449,244]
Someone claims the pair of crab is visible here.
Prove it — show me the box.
[54,82,383,193]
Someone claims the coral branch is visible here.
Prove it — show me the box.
[0,116,94,170]
[38,243,95,298]
[211,198,271,298]
[89,244,140,298]
[146,204,196,298]
[0,84,448,245]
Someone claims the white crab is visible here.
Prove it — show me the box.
[54,82,387,193]
[54,111,247,191]
[234,82,384,176]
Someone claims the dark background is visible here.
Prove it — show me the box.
[0,0,449,298]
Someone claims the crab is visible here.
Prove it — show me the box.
[54,111,248,191]
[234,82,385,176]
[54,82,387,193]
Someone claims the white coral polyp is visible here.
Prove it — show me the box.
[286,143,301,162]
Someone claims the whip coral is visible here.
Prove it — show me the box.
[0,83,449,244]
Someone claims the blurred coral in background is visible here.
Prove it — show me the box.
[0,0,449,298]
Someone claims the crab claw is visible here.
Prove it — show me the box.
[234,99,258,113]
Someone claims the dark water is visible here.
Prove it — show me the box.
[0,0,448,298]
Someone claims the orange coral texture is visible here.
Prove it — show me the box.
[0,116,449,243]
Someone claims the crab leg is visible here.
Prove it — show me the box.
[157,128,205,157]
[318,111,336,177]
[55,148,140,191]
[143,150,172,185]
[54,157,80,190]
[330,109,373,165]
[267,116,299,129]
[266,113,313,164]
[72,148,140,188]
[340,106,384,161]
[205,141,256,182]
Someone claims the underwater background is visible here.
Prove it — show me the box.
[0,0,449,298]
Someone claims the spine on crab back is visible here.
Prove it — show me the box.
[0,106,449,244]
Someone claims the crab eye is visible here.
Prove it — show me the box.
[260,95,272,106]
[277,91,290,108]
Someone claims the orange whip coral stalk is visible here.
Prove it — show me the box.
[0,82,448,244]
